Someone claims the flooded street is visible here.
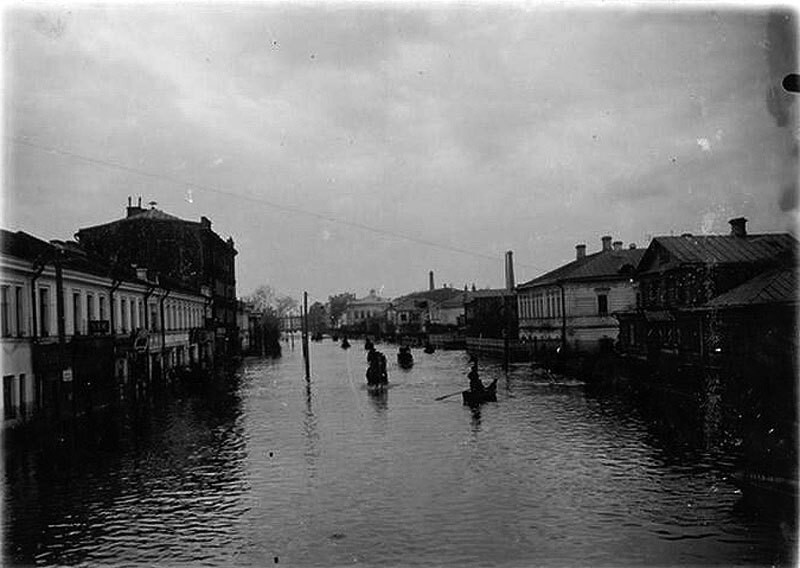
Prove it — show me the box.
[4,340,795,566]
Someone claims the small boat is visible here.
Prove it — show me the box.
[341,338,351,349]
[397,346,414,369]
[423,343,435,354]
[311,332,324,342]
[462,379,498,406]
[366,352,388,385]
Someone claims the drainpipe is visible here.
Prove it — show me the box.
[29,261,46,339]
[558,282,567,352]
[159,289,171,376]
[108,279,121,336]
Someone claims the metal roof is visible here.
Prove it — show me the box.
[517,248,645,289]
[704,266,797,308]
[645,233,796,270]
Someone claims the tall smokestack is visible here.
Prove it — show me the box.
[429,270,435,291]
[505,251,515,291]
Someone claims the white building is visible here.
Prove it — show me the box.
[516,237,644,354]
[1,230,210,429]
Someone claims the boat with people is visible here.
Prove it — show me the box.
[423,342,435,354]
[366,348,388,385]
[341,337,351,349]
[462,379,498,406]
[397,346,414,369]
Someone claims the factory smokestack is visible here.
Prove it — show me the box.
[505,251,515,291]
[429,270,435,291]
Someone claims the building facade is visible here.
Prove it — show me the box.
[74,198,238,358]
[517,236,644,354]
[1,229,210,429]
[615,218,796,368]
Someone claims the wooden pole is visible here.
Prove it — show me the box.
[302,292,311,380]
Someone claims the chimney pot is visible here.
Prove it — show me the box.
[576,244,586,259]
[729,217,747,237]
[629,243,637,249]
[612,240,623,251]
[601,236,612,251]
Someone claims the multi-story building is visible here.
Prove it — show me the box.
[342,289,391,334]
[1,229,210,429]
[74,198,238,357]
[517,236,644,354]
[616,218,796,365]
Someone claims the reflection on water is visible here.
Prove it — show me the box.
[4,344,797,566]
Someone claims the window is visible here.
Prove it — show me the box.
[3,375,15,420]
[87,293,95,321]
[598,294,608,316]
[99,295,106,321]
[121,298,128,333]
[15,286,24,337]
[1,286,10,337]
[73,292,82,335]
[127,298,134,331]
[39,288,50,337]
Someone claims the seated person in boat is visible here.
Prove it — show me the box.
[468,359,485,394]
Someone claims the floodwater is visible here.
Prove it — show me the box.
[3,340,796,566]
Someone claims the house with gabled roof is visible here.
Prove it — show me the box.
[516,235,645,354]
[615,217,796,363]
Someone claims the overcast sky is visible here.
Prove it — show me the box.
[3,3,797,303]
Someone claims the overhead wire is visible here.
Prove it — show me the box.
[7,136,547,273]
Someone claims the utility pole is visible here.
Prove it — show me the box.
[302,292,310,380]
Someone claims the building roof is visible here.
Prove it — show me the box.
[703,266,797,308]
[392,287,464,310]
[349,291,390,306]
[438,291,470,308]
[0,229,54,262]
[517,248,645,289]
[463,288,515,300]
[1,228,200,295]
[639,233,796,274]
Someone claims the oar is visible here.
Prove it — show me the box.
[435,390,464,401]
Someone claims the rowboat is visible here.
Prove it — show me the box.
[462,379,498,406]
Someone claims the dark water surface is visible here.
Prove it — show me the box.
[4,341,796,566]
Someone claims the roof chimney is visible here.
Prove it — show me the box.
[576,244,586,259]
[505,251,515,291]
[200,216,212,229]
[612,240,623,251]
[629,243,637,249]
[126,196,145,218]
[601,236,612,251]
[429,270,435,291]
[729,217,747,238]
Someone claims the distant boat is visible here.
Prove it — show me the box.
[311,332,323,342]
[462,379,498,406]
[341,338,351,349]
[423,342,435,354]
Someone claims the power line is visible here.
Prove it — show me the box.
[8,136,547,272]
